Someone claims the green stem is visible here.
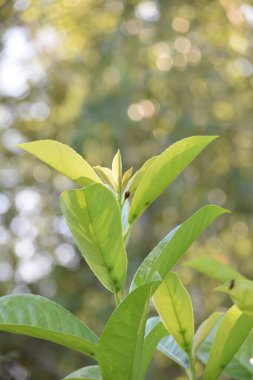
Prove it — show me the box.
[123,223,131,242]
[187,352,197,380]
[114,291,121,307]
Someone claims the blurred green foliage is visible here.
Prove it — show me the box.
[0,0,253,379]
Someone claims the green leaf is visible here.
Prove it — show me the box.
[225,330,253,380]
[198,317,253,380]
[203,305,253,380]
[130,205,228,291]
[60,183,127,293]
[127,156,158,195]
[158,334,190,369]
[18,140,101,187]
[0,294,98,358]
[98,282,159,380]
[140,317,168,379]
[63,366,101,380]
[122,167,133,191]
[94,166,117,189]
[153,273,194,353]
[217,278,253,318]
[194,312,223,352]
[186,257,245,283]
[128,136,218,224]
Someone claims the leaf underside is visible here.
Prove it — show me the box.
[0,294,98,358]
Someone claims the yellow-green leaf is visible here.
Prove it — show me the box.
[194,312,223,352]
[94,166,117,189]
[186,257,245,283]
[217,278,253,318]
[112,149,122,185]
[129,136,218,224]
[60,184,127,293]
[122,167,133,191]
[18,140,101,186]
[127,156,158,194]
[130,205,229,291]
[203,305,253,380]
[153,273,194,353]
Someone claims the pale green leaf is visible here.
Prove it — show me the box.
[98,282,159,380]
[60,184,127,292]
[186,257,245,283]
[122,167,133,191]
[140,317,168,379]
[158,335,190,369]
[18,140,101,186]
[153,273,194,353]
[122,199,130,235]
[130,205,229,291]
[217,278,253,318]
[94,166,117,189]
[63,366,101,380]
[0,294,98,358]
[203,305,253,380]
[129,136,218,224]
[198,317,253,380]
[127,156,158,194]
[194,312,223,352]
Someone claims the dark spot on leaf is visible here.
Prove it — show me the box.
[107,266,113,272]
[229,279,235,289]
[179,328,186,335]
[145,201,150,206]
[124,191,130,199]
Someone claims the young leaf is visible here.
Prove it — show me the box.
[158,335,190,369]
[0,294,98,358]
[94,166,117,189]
[139,317,168,379]
[130,205,228,291]
[143,317,190,373]
[198,321,253,380]
[186,257,245,283]
[226,329,253,379]
[194,312,223,352]
[217,278,253,318]
[112,149,122,186]
[127,156,158,194]
[98,282,159,380]
[122,167,133,191]
[153,273,194,353]
[63,366,102,380]
[60,183,127,293]
[18,140,101,186]
[203,305,253,380]
[128,136,218,224]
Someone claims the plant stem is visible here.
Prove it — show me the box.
[123,223,131,242]
[114,291,122,307]
[187,352,197,380]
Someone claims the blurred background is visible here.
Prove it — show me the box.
[0,0,253,379]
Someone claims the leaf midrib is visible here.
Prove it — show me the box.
[84,188,117,293]
[165,283,190,353]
